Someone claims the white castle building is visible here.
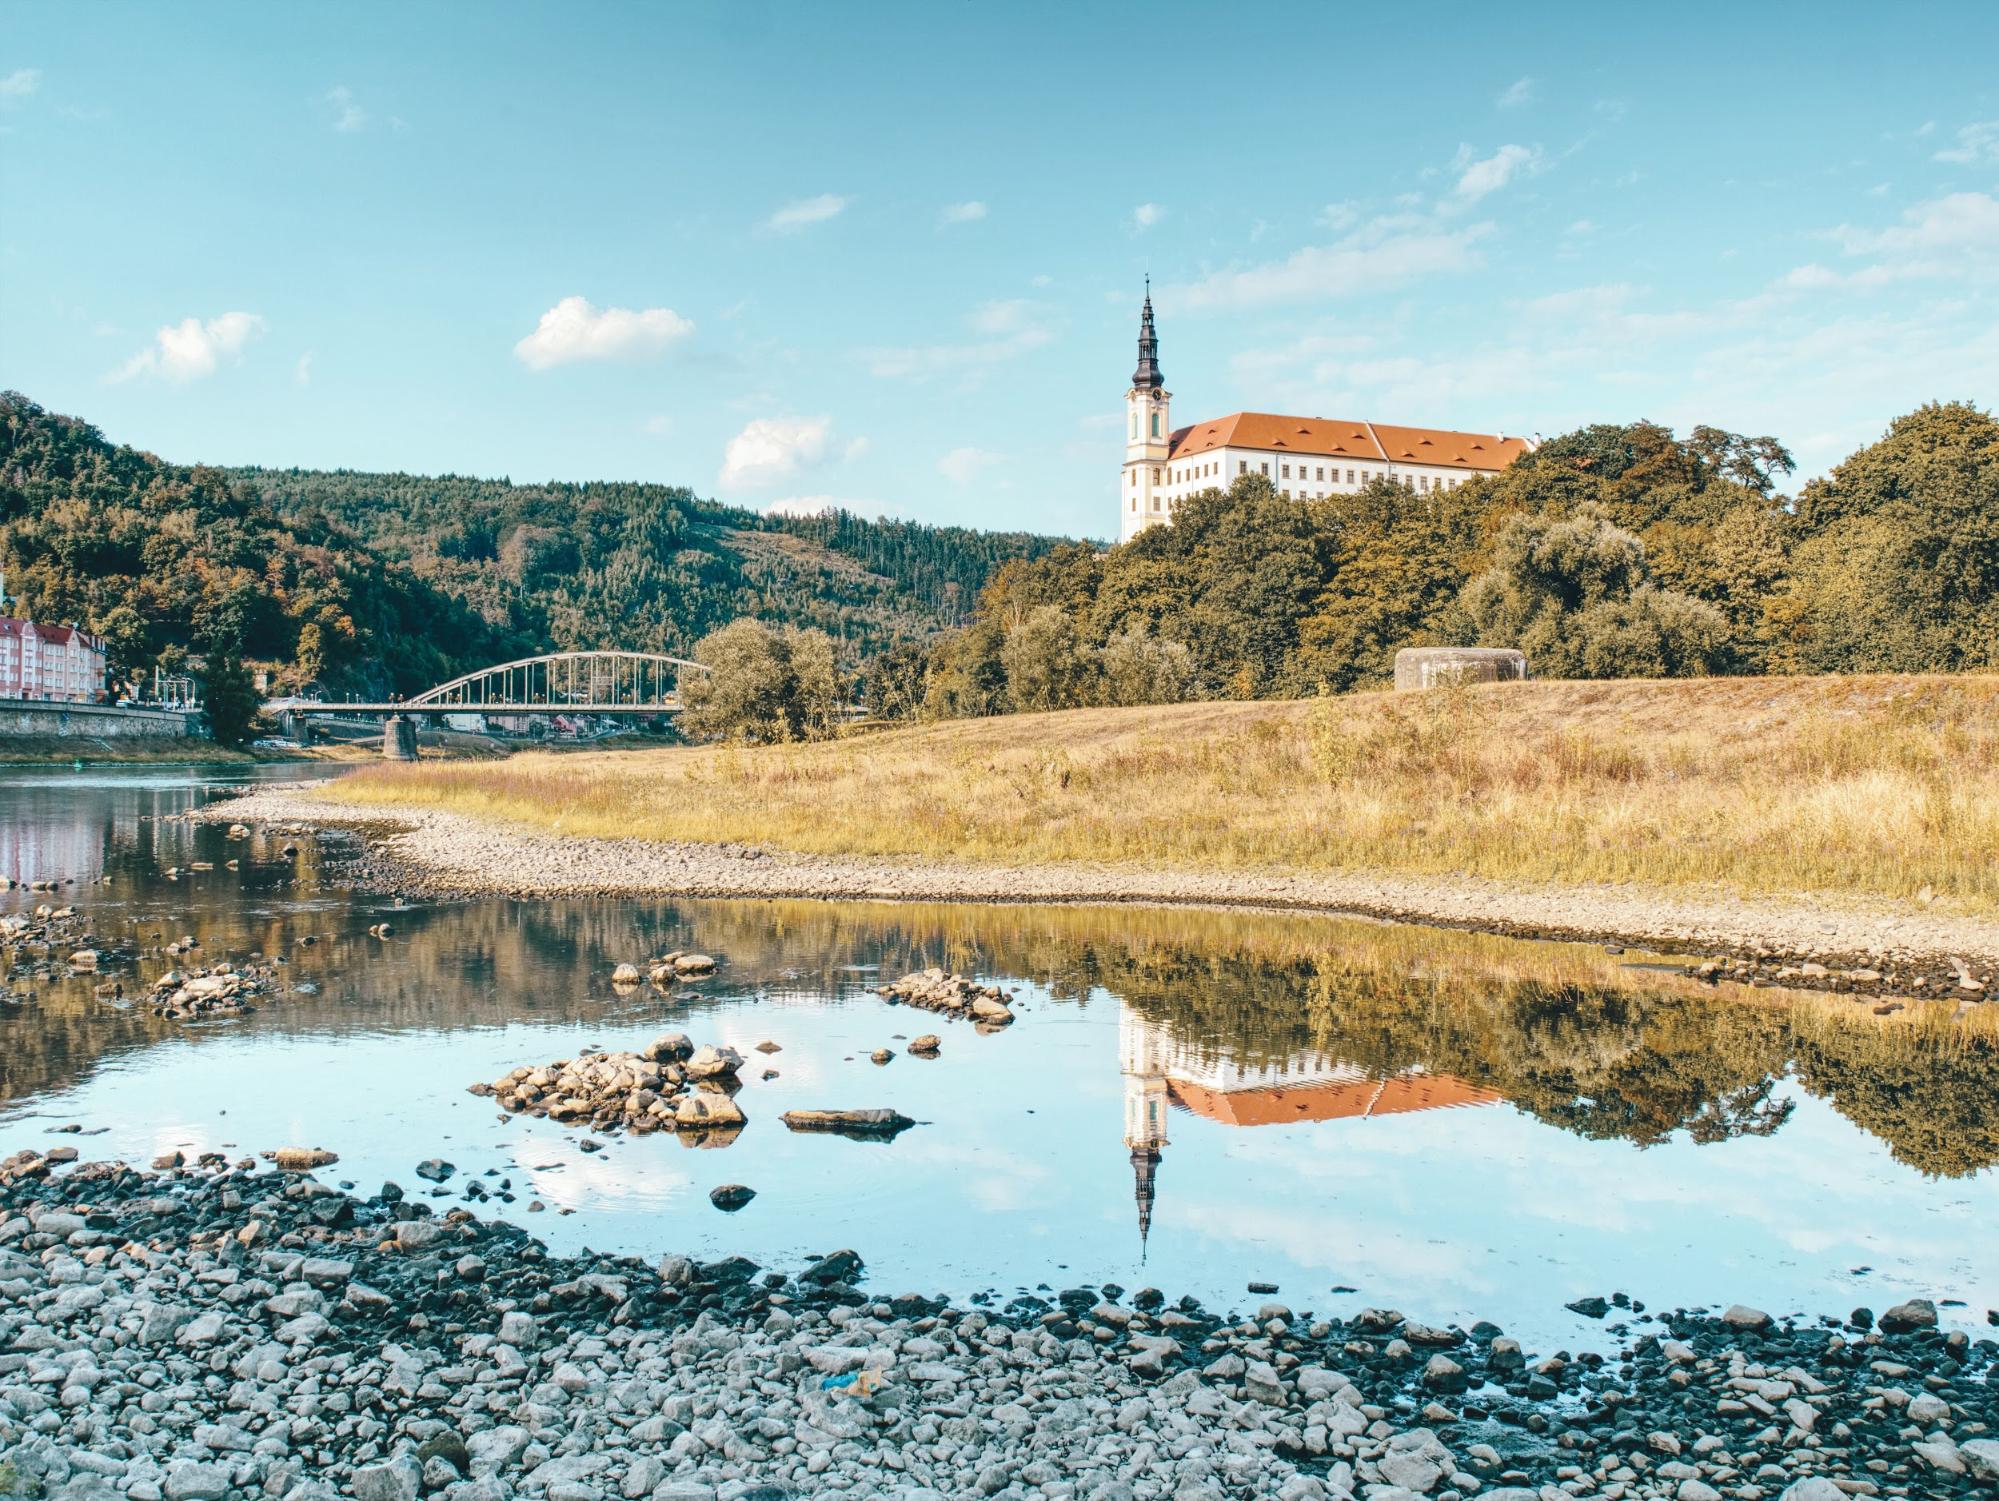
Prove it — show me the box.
[1120,289,1533,543]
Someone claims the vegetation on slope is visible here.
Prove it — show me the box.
[328,674,1999,907]
[903,404,1999,718]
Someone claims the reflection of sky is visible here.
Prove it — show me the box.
[0,766,1995,1352]
[9,984,1998,1351]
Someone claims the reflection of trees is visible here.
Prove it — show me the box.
[7,859,1996,1177]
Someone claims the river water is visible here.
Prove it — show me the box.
[2,764,1996,1349]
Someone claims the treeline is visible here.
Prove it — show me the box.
[241,467,1059,666]
[0,391,1063,703]
[874,403,1999,719]
[0,392,513,698]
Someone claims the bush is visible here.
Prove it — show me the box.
[1449,509,1730,678]
[680,619,842,743]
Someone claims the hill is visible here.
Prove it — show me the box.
[237,467,1063,671]
[0,391,1066,697]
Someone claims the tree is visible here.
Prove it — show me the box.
[863,638,929,721]
[679,618,843,743]
[1446,509,1731,678]
[1001,605,1090,711]
[202,651,262,748]
[1097,628,1196,707]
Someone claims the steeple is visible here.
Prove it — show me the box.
[1131,1144,1160,1253]
[1131,279,1163,391]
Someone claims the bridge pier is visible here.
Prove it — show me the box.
[383,715,419,762]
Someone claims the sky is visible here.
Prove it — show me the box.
[4,0,1998,540]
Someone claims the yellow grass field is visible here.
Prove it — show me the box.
[325,675,1999,909]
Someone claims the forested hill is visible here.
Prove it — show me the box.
[238,467,1062,669]
[0,390,1066,698]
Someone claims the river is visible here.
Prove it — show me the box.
[1,763,1995,1349]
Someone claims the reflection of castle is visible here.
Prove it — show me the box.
[1120,1004,1500,1249]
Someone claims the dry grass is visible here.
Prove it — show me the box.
[325,674,1999,909]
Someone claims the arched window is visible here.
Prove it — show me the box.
[1150,412,1160,437]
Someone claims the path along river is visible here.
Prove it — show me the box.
[1,763,1995,1351]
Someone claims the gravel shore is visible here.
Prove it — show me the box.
[3,1154,1995,1501]
[194,787,1999,987]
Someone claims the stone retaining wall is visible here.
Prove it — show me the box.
[0,699,204,739]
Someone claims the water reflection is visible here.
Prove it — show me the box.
[1,768,1996,1342]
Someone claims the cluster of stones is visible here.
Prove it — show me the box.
[875,968,1016,1028]
[147,963,279,1020]
[610,952,719,988]
[470,1035,747,1137]
[2,1159,1997,1501]
[1685,951,1989,1003]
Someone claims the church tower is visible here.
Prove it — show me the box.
[1120,1003,1170,1253]
[1121,284,1172,543]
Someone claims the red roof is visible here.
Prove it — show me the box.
[1167,1072,1500,1127]
[1167,412,1529,473]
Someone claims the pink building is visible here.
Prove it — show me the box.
[0,619,108,703]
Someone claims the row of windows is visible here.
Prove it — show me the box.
[1139,457,1471,494]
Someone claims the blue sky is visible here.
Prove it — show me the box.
[4,1,1998,540]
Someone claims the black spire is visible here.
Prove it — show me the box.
[1131,280,1163,391]
[1131,1144,1160,1254]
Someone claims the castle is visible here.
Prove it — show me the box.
[1120,289,1533,543]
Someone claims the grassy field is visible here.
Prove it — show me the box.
[323,675,1999,909]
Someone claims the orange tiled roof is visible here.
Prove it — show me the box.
[1166,412,1528,473]
[1166,1072,1500,1128]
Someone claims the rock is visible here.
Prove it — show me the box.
[1721,1304,1772,1331]
[163,1461,231,1501]
[710,1183,756,1211]
[611,962,643,985]
[876,969,1015,1026]
[684,1044,744,1080]
[415,1157,456,1182]
[672,952,717,974]
[870,1047,894,1064]
[780,1107,917,1137]
[1565,1296,1610,1319]
[1778,1483,1849,1501]
[350,1462,419,1501]
[1960,1440,1999,1482]
[271,1147,337,1170]
[1879,1297,1939,1334]
[1422,1354,1466,1392]
[908,1034,942,1056]
[675,1092,746,1129]
[1908,1391,1951,1426]
[802,1249,864,1284]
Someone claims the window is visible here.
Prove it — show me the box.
[1130,497,1137,511]
[1152,468,1161,484]
[1280,489,1290,499]
[1151,412,1160,437]
[1150,495,1160,511]
[1280,464,1290,479]
[1130,413,1137,439]
[1260,462,1269,475]
[1238,461,1247,476]
[1347,468,1355,484]
[1315,466,1324,481]
[1129,469,1136,486]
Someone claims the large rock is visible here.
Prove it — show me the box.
[1879,1297,1939,1334]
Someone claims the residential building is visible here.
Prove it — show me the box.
[0,618,109,703]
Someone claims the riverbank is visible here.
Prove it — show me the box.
[195,783,1999,991]
[2,1154,1992,1501]
[314,676,1999,912]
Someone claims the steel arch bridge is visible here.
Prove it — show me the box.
[279,650,711,717]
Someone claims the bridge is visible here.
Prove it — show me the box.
[272,650,710,719]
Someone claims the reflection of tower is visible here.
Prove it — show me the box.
[1120,1007,1171,1251]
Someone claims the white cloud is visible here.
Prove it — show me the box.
[1933,121,1999,165]
[761,496,839,518]
[1172,215,1491,311]
[941,200,987,224]
[513,295,694,369]
[865,300,1054,378]
[1454,143,1541,201]
[110,311,266,383]
[938,447,1002,486]
[0,68,40,101]
[1785,192,1999,289]
[1318,201,1360,231]
[1496,76,1535,109]
[718,415,836,491]
[1133,202,1164,230]
[294,353,313,386]
[1566,218,1599,236]
[642,414,673,436]
[764,193,850,234]
[325,85,367,132]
